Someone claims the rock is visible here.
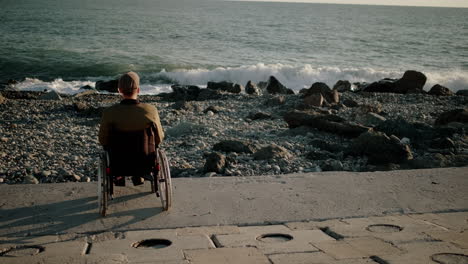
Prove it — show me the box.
[358,103,382,114]
[456,90,468,96]
[245,81,260,95]
[253,145,292,160]
[203,106,223,114]
[358,112,387,127]
[95,79,118,93]
[74,90,97,97]
[82,176,91,182]
[213,140,256,154]
[46,151,54,157]
[375,117,435,144]
[304,82,339,104]
[306,150,336,160]
[41,170,52,178]
[247,112,272,120]
[73,102,88,112]
[172,101,199,112]
[333,80,351,92]
[303,93,324,107]
[23,175,39,184]
[80,85,94,90]
[342,99,359,107]
[431,137,456,149]
[284,110,371,137]
[321,159,343,171]
[362,79,397,93]
[166,122,206,138]
[207,81,242,94]
[428,84,454,96]
[197,88,222,101]
[203,152,226,173]
[66,174,81,182]
[265,76,294,94]
[435,109,468,126]
[171,85,201,101]
[38,90,62,101]
[265,95,286,106]
[351,131,413,164]
[394,70,427,93]
[309,139,343,152]
[0,93,5,104]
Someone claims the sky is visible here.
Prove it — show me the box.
[235,0,468,8]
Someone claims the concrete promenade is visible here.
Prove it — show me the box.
[0,167,467,263]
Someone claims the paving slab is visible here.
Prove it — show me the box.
[1,167,467,236]
[382,241,468,264]
[268,251,337,264]
[409,212,468,231]
[184,247,270,264]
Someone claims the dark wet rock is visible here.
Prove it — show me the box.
[197,88,223,101]
[428,84,454,96]
[435,109,468,126]
[304,82,339,104]
[247,112,272,120]
[213,140,256,154]
[95,79,118,93]
[80,85,94,90]
[333,80,352,92]
[394,70,427,93]
[284,110,371,137]
[303,93,324,107]
[265,76,294,95]
[342,98,359,107]
[351,131,413,164]
[265,95,286,106]
[245,81,260,95]
[207,81,243,93]
[309,139,344,152]
[321,159,344,171]
[306,150,337,160]
[203,152,226,173]
[375,117,436,144]
[456,90,468,96]
[362,79,397,93]
[171,85,201,101]
[430,137,456,149]
[253,145,292,160]
[38,90,62,101]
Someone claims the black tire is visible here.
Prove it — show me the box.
[98,153,108,217]
[157,149,172,211]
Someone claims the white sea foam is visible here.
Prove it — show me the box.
[13,64,468,94]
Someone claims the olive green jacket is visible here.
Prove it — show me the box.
[98,99,164,146]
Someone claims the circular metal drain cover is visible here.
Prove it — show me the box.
[0,246,44,257]
[367,224,403,233]
[432,253,468,264]
[132,239,172,249]
[257,233,293,243]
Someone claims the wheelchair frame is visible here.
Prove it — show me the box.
[98,149,172,216]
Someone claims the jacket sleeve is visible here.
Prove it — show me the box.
[98,110,111,146]
[151,106,164,145]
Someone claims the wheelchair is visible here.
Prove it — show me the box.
[97,125,172,217]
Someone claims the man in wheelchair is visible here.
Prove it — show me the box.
[98,71,164,187]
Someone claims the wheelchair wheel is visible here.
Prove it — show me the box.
[156,149,172,211]
[98,153,109,217]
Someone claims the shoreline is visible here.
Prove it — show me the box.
[1,72,468,185]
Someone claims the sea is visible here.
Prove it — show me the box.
[1,0,467,94]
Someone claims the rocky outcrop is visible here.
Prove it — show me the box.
[303,82,339,105]
[435,109,468,126]
[265,76,294,95]
[284,110,371,137]
[363,70,427,94]
[213,140,256,154]
[351,131,413,164]
[38,90,61,100]
[428,84,454,96]
[253,145,292,160]
[95,80,118,93]
[207,81,243,94]
[171,85,201,101]
[245,81,260,95]
[203,152,226,173]
[333,80,351,92]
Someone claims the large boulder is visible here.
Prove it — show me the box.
[265,76,294,95]
[375,117,435,144]
[38,90,62,100]
[171,85,201,101]
[245,81,260,95]
[197,88,222,101]
[362,79,397,93]
[435,109,468,126]
[333,80,352,92]
[303,93,324,107]
[351,131,413,164]
[203,152,226,173]
[456,90,468,96]
[428,84,454,96]
[253,145,292,160]
[95,79,118,93]
[394,70,427,93]
[304,82,339,104]
[213,140,256,154]
[284,110,371,137]
[207,81,243,94]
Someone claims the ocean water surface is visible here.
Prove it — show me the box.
[1,0,467,94]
